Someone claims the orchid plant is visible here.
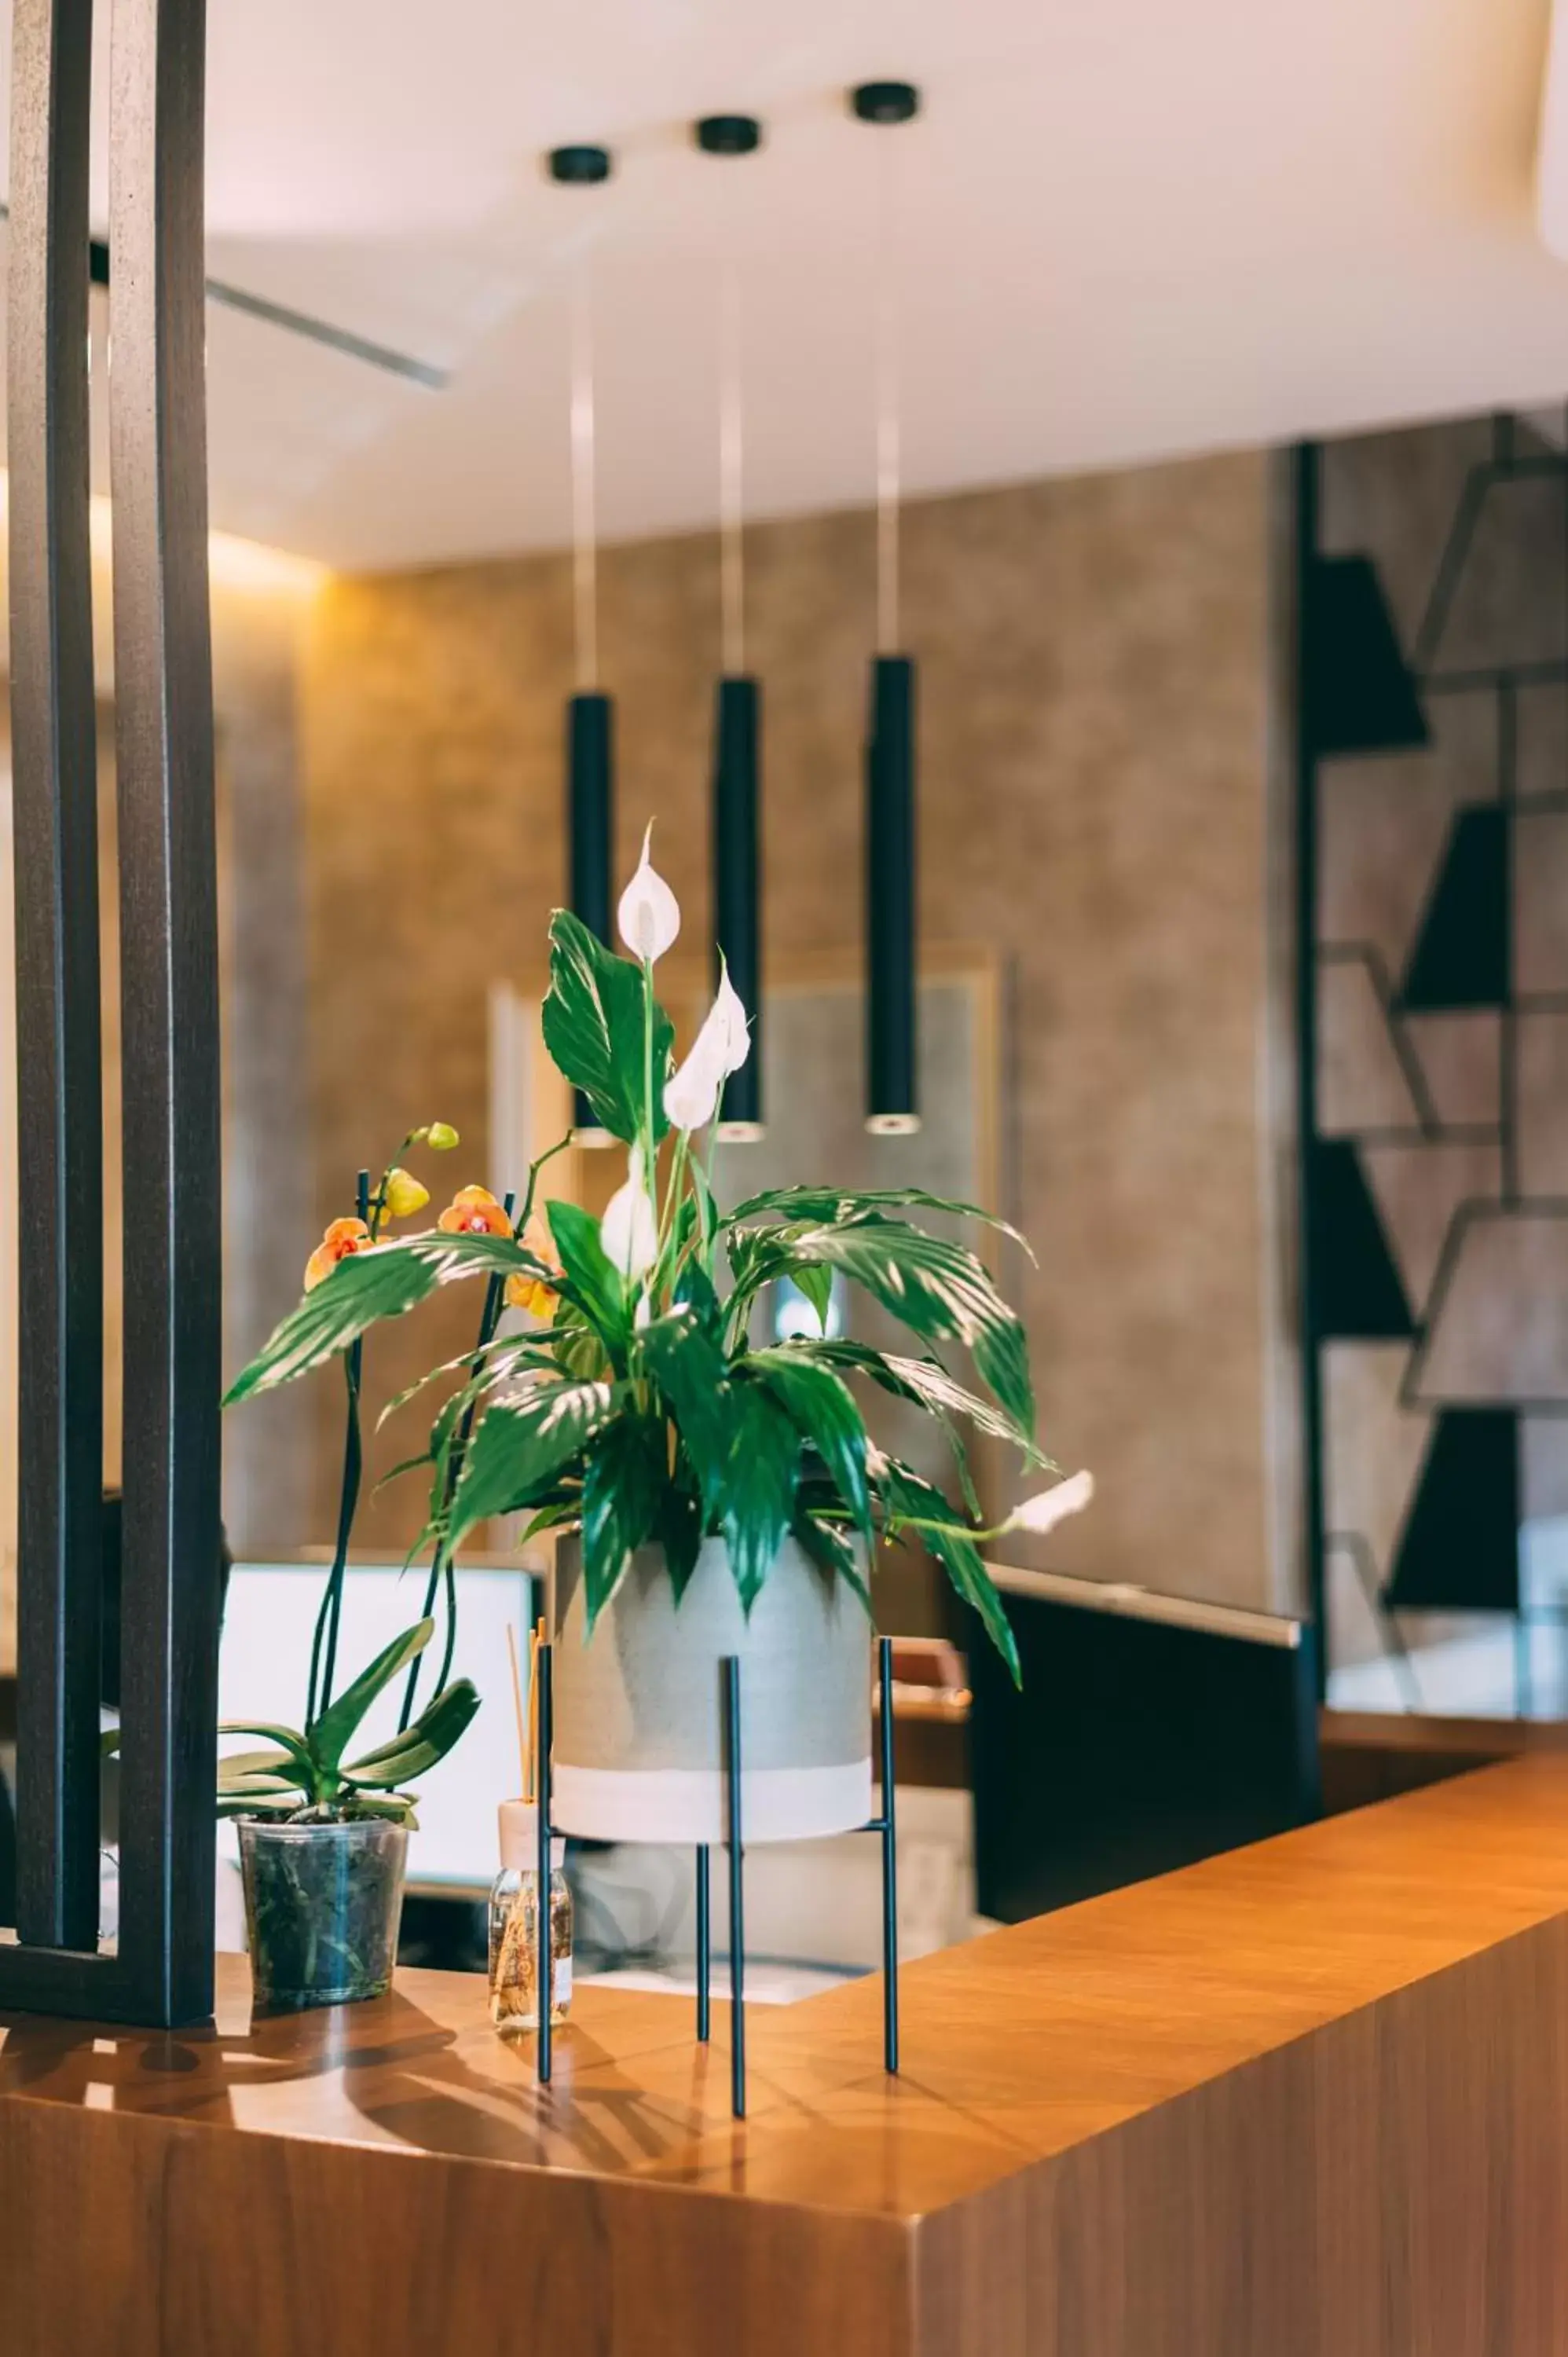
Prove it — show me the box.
[225,829,1091,1683]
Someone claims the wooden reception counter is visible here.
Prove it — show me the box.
[5,1754,1568,2356]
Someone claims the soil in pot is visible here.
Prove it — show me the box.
[239,1816,408,2011]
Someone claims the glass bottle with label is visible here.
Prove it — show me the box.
[488,1801,573,2034]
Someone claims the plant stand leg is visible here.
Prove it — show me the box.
[695,1846,711,2042]
[723,1655,746,2120]
[537,1640,553,2088]
[877,1633,899,2075]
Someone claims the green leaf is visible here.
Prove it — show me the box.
[775,1218,1035,1438]
[547,1200,632,1353]
[217,1721,314,1779]
[581,1417,666,1629]
[222,1231,560,1406]
[721,1384,800,1611]
[876,1455,1020,1685]
[727,1182,1034,1259]
[746,1347,871,1541]
[657,1472,704,1600]
[217,1747,300,1787]
[310,1619,434,1776]
[541,909,676,1146]
[222,1244,444,1405]
[638,1305,733,1519]
[344,1677,481,1787]
[800,1340,1056,1464]
[445,1380,616,1554]
[791,1510,873,1615]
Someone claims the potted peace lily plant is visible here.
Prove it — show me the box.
[226,829,1091,1855]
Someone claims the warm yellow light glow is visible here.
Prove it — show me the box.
[0,470,325,600]
[716,1120,766,1144]
[865,1112,922,1137]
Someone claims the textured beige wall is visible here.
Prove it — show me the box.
[295,456,1278,1607]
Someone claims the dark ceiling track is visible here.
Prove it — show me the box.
[0,0,223,2027]
[0,203,450,389]
[694,112,766,1137]
[854,80,923,1135]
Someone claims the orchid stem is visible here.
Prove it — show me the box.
[310,1167,371,1723]
[397,1186,517,1731]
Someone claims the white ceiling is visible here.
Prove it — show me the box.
[0,0,1564,570]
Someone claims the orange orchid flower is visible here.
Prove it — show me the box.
[437,1184,513,1239]
[505,1207,563,1321]
[304,1216,377,1292]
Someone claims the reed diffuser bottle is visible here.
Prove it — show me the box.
[489,1799,573,2034]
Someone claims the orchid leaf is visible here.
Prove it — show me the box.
[344,1678,481,1787]
[310,1618,434,1776]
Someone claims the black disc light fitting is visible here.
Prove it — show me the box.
[547,144,612,185]
[694,114,763,156]
[850,81,921,126]
[694,111,768,1138]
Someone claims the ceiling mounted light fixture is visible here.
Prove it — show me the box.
[852,80,922,1136]
[693,110,766,1141]
[548,142,617,1145]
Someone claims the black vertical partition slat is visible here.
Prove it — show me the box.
[6,0,104,1954]
[0,0,221,2025]
[108,0,222,2027]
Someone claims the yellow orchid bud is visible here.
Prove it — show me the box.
[381,1168,430,1219]
[426,1122,460,1151]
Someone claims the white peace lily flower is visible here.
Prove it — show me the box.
[617,823,681,964]
[600,1147,659,1281]
[1004,1469,1094,1538]
[662,960,753,1133]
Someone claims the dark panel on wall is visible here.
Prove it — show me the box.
[1310,1138,1415,1340]
[1383,1410,1520,1613]
[1399,806,1511,1014]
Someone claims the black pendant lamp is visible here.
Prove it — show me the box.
[694,113,766,1138]
[549,142,617,1144]
[853,81,921,1134]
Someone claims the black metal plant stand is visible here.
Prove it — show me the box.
[533,1636,902,2120]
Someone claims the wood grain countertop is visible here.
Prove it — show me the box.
[5,1752,1568,2355]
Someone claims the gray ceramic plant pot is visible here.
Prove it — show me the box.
[551,1534,872,1844]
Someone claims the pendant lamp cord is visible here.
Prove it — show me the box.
[874,133,902,658]
[719,255,746,676]
[570,258,599,692]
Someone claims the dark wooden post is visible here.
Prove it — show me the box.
[0,0,222,2027]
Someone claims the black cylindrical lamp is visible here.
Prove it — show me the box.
[712,676,763,1138]
[866,654,919,1134]
[568,691,615,1143]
